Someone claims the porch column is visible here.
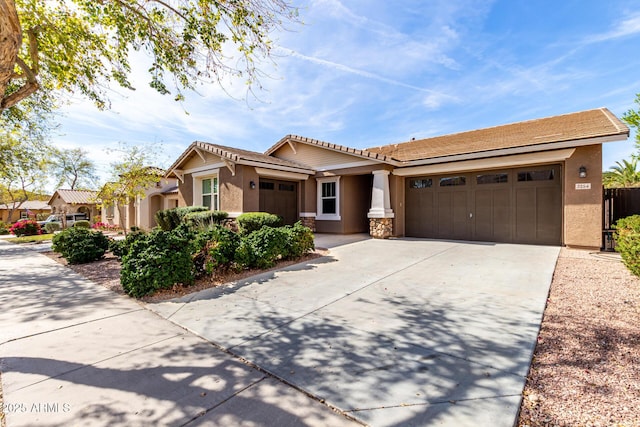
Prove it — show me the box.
[368,170,394,238]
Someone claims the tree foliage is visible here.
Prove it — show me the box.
[1,0,299,112]
[622,93,640,151]
[603,157,640,188]
[51,147,98,190]
[99,143,165,233]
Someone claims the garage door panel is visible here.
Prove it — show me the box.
[406,165,562,245]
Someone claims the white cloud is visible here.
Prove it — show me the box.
[586,13,640,43]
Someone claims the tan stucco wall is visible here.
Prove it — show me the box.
[302,178,316,213]
[178,173,194,206]
[220,167,244,213]
[563,145,603,248]
[243,167,260,213]
[389,174,405,237]
[343,174,372,233]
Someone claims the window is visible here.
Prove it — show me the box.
[316,177,341,220]
[201,177,219,210]
[410,178,433,189]
[476,173,508,184]
[105,205,115,219]
[20,211,28,219]
[517,170,555,182]
[279,183,296,191]
[259,181,274,190]
[440,176,466,186]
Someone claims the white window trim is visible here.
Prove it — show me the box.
[192,169,220,210]
[316,176,341,221]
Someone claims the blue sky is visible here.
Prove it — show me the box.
[51,0,640,187]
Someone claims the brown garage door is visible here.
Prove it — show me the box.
[259,179,298,225]
[405,165,562,245]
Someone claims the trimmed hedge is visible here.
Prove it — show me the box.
[193,225,240,276]
[44,222,62,233]
[235,222,315,269]
[73,220,91,228]
[236,212,283,235]
[155,206,209,231]
[614,215,640,277]
[108,229,146,260]
[184,210,229,231]
[52,228,109,264]
[120,227,194,297]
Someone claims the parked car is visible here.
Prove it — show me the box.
[38,213,89,229]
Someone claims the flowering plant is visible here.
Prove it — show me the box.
[91,222,121,232]
[9,219,42,237]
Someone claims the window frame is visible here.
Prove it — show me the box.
[316,176,341,221]
[192,170,220,211]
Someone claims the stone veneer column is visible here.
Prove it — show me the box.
[368,170,394,239]
[299,212,316,232]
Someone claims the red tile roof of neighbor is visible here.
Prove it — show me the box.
[367,108,629,163]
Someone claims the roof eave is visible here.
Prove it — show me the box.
[397,133,629,168]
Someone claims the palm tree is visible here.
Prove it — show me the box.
[603,157,640,188]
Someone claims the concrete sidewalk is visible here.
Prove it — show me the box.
[0,241,358,427]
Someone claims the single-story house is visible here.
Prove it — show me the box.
[48,189,100,221]
[101,174,179,230]
[0,200,51,223]
[166,108,629,249]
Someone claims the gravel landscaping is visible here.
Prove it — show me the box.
[518,248,640,426]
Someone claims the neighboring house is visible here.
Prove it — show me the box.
[165,108,629,249]
[101,176,179,230]
[48,189,100,221]
[0,200,51,223]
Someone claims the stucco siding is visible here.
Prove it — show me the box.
[178,173,194,206]
[564,144,602,248]
[274,142,375,170]
[220,167,244,213]
[243,167,260,213]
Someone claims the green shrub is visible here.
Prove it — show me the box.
[44,222,62,233]
[614,215,640,277]
[9,219,41,237]
[108,229,146,260]
[73,220,91,228]
[282,222,315,259]
[193,225,240,276]
[236,212,283,235]
[155,206,209,231]
[120,227,194,297]
[0,221,10,235]
[52,228,109,264]
[235,226,288,269]
[184,211,229,231]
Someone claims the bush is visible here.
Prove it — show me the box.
[614,215,640,277]
[108,229,146,260]
[0,221,9,235]
[52,228,110,264]
[236,212,283,235]
[73,220,91,228]
[155,206,209,231]
[235,226,288,269]
[44,222,62,233]
[120,227,194,297]
[9,219,41,237]
[282,222,315,259]
[184,211,229,231]
[193,225,240,276]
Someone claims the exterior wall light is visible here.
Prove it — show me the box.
[578,166,587,178]
[250,181,256,189]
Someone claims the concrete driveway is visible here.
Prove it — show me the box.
[149,237,560,426]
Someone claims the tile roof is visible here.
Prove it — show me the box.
[266,135,393,162]
[367,108,629,163]
[167,141,315,175]
[0,200,51,210]
[51,189,99,205]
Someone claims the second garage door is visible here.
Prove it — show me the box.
[405,165,562,245]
